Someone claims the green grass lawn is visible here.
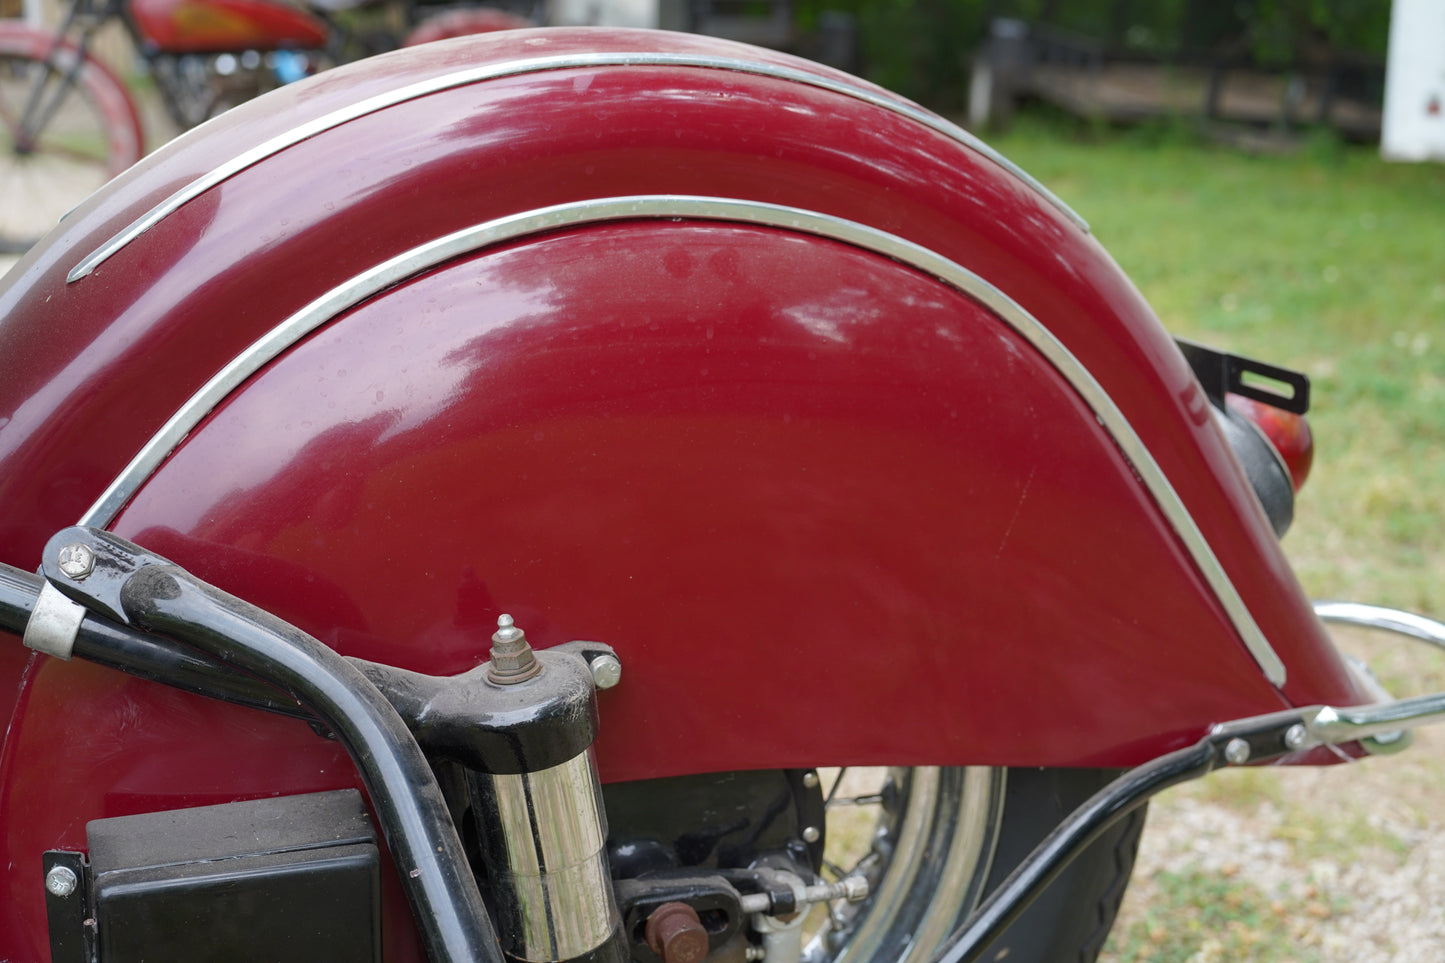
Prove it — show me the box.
[988,118,1445,616]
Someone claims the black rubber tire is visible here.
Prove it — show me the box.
[978,768,1147,963]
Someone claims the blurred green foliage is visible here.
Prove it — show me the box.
[792,0,1391,108]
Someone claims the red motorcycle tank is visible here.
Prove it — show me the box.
[130,0,329,52]
[0,27,1373,958]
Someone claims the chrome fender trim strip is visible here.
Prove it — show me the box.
[67,50,1085,283]
[80,195,1285,684]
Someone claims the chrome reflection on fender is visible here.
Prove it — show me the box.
[78,195,1287,684]
[66,50,1084,283]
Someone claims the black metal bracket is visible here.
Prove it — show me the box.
[1176,337,1311,415]
[350,640,609,775]
[42,851,93,963]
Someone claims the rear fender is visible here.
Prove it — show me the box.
[0,26,1370,794]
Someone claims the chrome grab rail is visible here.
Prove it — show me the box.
[1307,601,1445,752]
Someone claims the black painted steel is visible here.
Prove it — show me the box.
[36,527,504,963]
[1,561,313,721]
[41,851,92,963]
[352,644,601,774]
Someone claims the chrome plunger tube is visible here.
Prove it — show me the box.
[470,617,624,963]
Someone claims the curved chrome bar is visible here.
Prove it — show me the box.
[1310,692,1445,746]
[77,195,1288,685]
[67,50,1084,282]
[1313,601,1445,653]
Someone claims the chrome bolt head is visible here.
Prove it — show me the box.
[45,865,78,898]
[57,543,95,580]
[1283,724,1310,751]
[801,825,821,844]
[802,771,820,789]
[590,653,622,690]
[1223,738,1251,766]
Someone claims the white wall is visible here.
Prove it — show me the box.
[1382,0,1445,161]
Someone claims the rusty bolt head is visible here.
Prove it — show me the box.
[645,902,709,963]
[57,543,95,580]
[488,614,541,684]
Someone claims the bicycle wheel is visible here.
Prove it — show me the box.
[0,25,142,255]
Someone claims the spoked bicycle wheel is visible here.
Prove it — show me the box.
[0,26,142,256]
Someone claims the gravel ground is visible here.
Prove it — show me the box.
[1105,625,1445,961]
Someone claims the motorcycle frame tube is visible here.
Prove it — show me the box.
[467,751,621,962]
[88,551,504,963]
[76,196,1288,685]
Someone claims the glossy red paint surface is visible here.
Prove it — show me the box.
[131,0,329,52]
[0,28,1372,956]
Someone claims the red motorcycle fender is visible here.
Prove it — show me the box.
[130,0,330,53]
[0,25,1372,881]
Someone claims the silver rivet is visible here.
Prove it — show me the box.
[1283,724,1309,751]
[57,544,95,580]
[802,771,819,789]
[45,865,78,898]
[590,654,622,690]
[1224,738,1251,766]
[801,826,820,843]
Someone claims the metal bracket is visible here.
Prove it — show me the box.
[23,581,87,660]
[42,851,93,963]
[1176,337,1310,415]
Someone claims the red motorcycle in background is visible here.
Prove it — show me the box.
[1,26,1444,963]
[0,0,528,251]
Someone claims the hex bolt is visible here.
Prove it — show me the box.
[645,902,710,963]
[57,543,95,581]
[45,865,78,898]
[589,653,622,690]
[487,614,541,684]
[1283,724,1310,751]
[1223,738,1251,766]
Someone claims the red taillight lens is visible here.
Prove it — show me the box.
[1226,393,1314,492]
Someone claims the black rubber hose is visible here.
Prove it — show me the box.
[0,563,43,634]
[116,563,503,963]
